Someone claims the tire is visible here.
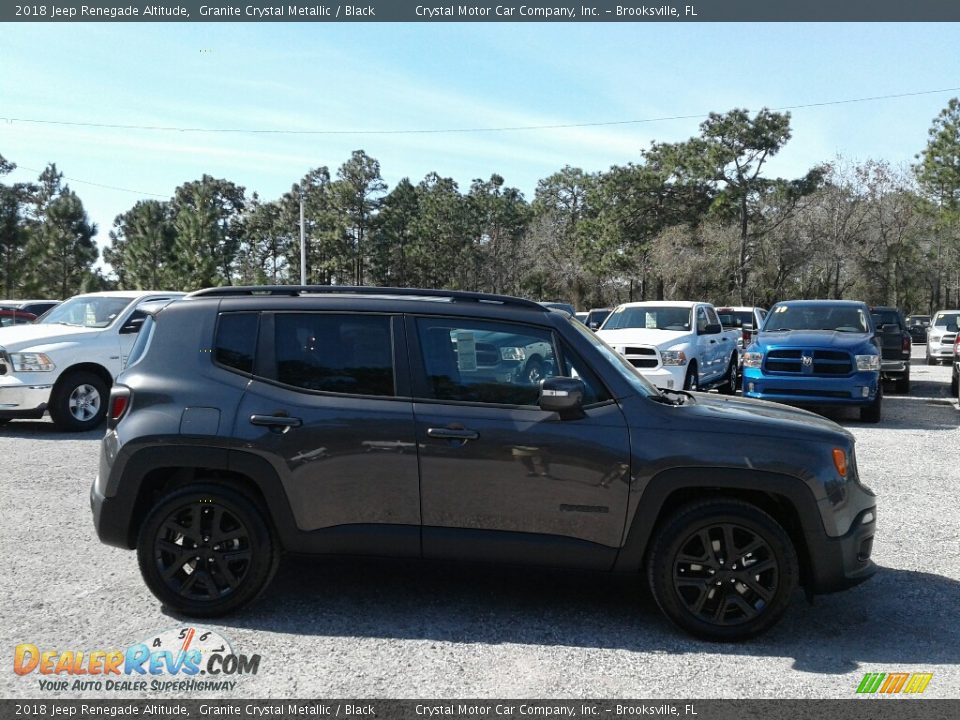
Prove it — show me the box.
[137,484,279,617]
[720,358,738,395]
[950,370,958,396]
[926,353,934,365]
[647,500,799,641]
[895,369,910,394]
[683,364,699,391]
[48,371,108,431]
[523,358,545,385]
[0,419,10,426]
[860,383,882,423]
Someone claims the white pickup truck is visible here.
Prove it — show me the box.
[0,290,183,430]
[597,301,740,392]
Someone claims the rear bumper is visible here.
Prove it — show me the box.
[806,506,877,593]
[880,359,909,377]
[742,369,879,406]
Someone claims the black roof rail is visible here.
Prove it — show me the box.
[186,285,546,311]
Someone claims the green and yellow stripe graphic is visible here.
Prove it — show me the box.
[856,672,933,694]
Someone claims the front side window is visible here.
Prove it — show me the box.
[273,313,394,396]
[415,317,557,406]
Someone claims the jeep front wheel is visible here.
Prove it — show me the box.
[137,484,279,617]
[647,500,799,641]
[49,371,108,431]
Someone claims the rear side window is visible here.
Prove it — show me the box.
[273,313,394,396]
[215,312,259,374]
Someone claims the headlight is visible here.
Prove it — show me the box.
[930,334,942,343]
[500,346,526,362]
[855,354,880,371]
[742,351,763,368]
[660,350,687,366]
[8,352,56,372]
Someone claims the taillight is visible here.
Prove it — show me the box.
[902,334,911,353]
[742,329,751,344]
[108,386,131,429]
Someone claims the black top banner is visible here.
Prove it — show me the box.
[4,0,960,22]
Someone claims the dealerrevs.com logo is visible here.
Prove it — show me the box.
[13,627,260,693]
[856,672,934,695]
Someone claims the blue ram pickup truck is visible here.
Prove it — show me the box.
[742,300,882,423]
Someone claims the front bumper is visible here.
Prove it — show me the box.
[927,340,955,358]
[0,377,52,419]
[806,506,877,593]
[742,369,879,406]
[635,365,686,390]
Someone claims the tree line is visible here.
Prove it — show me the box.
[2,100,959,313]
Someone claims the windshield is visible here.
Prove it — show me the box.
[566,317,659,398]
[932,312,960,328]
[40,296,135,329]
[603,305,692,331]
[871,310,901,328]
[764,304,870,333]
[717,310,755,329]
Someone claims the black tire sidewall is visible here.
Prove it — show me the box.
[137,484,278,617]
[648,501,799,642]
[49,371,108,431]
[684,365,698,391]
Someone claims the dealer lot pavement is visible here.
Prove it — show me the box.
[1,347,957,699]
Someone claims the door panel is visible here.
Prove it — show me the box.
[408,315,631,568]
[230,311,420,555]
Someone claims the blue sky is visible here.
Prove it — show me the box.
[2,22,959,270]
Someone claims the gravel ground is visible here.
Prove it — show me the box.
[1,346,957,700]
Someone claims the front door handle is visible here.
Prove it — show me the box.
[250,414,302,429]
[427,427,479,441]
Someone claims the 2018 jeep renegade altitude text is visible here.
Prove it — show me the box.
[90,287,877,641]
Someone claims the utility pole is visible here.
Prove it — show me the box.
[299,185,306,286]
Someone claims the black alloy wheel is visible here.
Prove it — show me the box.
[524,358,545,385]
[648,501,798,641]
[137,484,278,616]
[683,365,699,391]
[720,359,738,395]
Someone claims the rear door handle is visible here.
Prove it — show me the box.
[250,414,302,429]
[427,427,479,441]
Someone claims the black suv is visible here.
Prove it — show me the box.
[91,287,877,641]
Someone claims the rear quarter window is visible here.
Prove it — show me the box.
[215,312,259,374]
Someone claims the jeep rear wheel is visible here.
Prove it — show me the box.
[137,484,279,617]
[49,371,108,431]
[647,500,798,641]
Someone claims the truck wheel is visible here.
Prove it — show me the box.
[137,484,279,617]
[926,353,935,365]
[950,371,958,396]
[523,358,545,385]
[683,365,699,391]
[895,369,910,394]
[647,500,799,641]
[720,358,738,395]
[860,384,882,423]
[48,371,108,431]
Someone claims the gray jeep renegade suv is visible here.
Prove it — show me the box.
[91,286,877,641]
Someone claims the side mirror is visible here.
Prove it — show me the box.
[119,317,145,335]
[539,376,585,420]
[703,322,722,335]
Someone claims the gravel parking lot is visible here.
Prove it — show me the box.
[1,346,957,700]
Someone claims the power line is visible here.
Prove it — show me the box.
[2,86,958,136]
[14,165,168,199]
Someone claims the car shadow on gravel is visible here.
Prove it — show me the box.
[0,419,103,440]
[193,558,960,672]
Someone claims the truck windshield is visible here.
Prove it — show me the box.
[765,304,870,333]
[40,296,135,329]
[932,312,960,328]
[603,306,692,331]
